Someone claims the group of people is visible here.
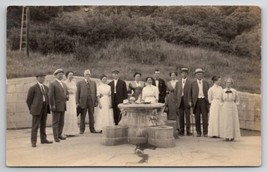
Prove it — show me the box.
[26,67,241,148]
[127,68,241,141]
[173,68,241,141]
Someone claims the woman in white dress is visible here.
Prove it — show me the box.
[63,71,79,136]
[207,76,223,138]
[141,77,159,103]
[219,78,241,141]
[94,74,114,132]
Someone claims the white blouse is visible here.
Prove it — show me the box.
[208,84,223,103]
[141,85,159,103]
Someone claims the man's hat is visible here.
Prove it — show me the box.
[36,72,46,77]
[194,68,204,74]
[112,70,120,74]
[53,69,64,75]
[180,67,189,73]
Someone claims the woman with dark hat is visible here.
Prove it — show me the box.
[219,78,241,141]
[94,74,114,132]
[128,72,145,102]
[207,76,223,138]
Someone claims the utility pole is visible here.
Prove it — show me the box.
[19,6,30,56]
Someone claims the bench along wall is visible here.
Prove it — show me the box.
[6,76,261,131]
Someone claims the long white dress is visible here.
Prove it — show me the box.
[207,84,223,137]
[94,83,114,132]
[219,88,241,140]
[63,80,79,136]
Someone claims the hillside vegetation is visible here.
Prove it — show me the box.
[6,6,261,93]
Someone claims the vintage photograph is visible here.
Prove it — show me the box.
[6,6,261,166]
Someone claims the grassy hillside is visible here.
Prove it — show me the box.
[7,39,261,94]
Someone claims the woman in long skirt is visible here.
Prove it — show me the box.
[94,74,114,132]
[219,78,241,141]
[166,72,178,121]
[63,71,79,136]
[207,76,223,138]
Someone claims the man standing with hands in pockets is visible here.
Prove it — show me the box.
[49,69,69,142]
[76,69,97,134]
[26,72,53,147]
[175,67,192,136]
[189,68,210,137]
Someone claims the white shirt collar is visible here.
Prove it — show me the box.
[56,79,62,83]
[37,82,43,87]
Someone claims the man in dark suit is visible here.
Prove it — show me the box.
[189,68,210,137]
[76,69,97,134]
[26,73,53,147]
[49,69,69,142]
[108,70,128,125]
[152,69,167,103]
[175,67,192,136]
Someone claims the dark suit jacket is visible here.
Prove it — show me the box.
[190,79,210,113]
[49,80,68,112]
[175,78,191,108]
[152,78,166,102]
[109,79,128,105]
[26,83,50,116]
[76,79,97,109]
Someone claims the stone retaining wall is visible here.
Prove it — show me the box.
[6,76,261,131]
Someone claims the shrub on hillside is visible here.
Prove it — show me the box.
[36,31,76,54]
[74,44,96,62]
[7,27,20,50]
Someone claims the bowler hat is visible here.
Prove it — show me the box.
[194,68,204,74]
[36,72,46,77]
[53,69,64,75]
[112,70,120,74]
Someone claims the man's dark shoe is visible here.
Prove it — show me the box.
[91,130,97,133]
[54,139,60,142]
[204,134,208,137]
[59,136,66,140]
[196,134,201,137]
[32,143,37,147]
[41,140,53,144]
[186,132,193,136]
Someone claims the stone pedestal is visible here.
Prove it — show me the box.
[118,103,165,145]
[148,126,175,148]
[164,120,179,139]
[102,126,128,146]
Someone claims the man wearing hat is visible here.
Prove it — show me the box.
[189,68,210,137]
[26,72,53,147]
[152,69,167,103]
[108,70,128,125]
[175,67,192,136]
[49,69,69,142]
[76,69,97,134]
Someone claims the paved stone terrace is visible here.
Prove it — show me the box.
[6,127,261,167]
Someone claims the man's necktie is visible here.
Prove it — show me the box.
[40,85,46,102]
